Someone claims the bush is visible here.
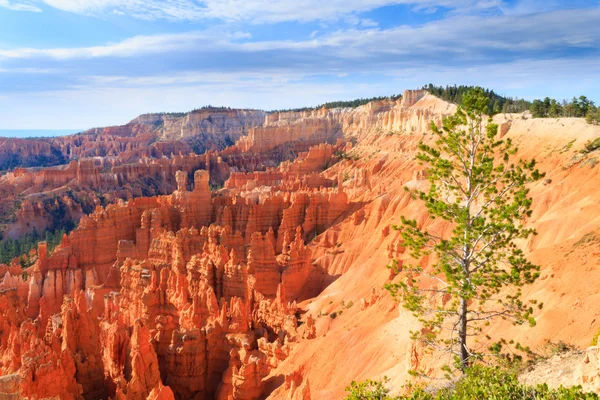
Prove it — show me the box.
[583,137,600,154]
[345,365,600,400]
[591,327,600,346]
[335,150,360,161]
[586,107,600,125]
[346,379,394,400]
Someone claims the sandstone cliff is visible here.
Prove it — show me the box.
[1,90,600,399]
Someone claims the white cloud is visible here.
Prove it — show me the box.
[0,71,399,129]
[0,67,59,73]
[360,18,379,27]
[41,0,124,14]
[3,6,598,63]
[0,0,40,11]
[1,5,599,130]
[229,31,252,40]
[3,0,504,21]
[2,56,599,130]
[0,31,222,59]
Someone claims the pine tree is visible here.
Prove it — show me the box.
[386,88,544,372]
[548,99,562,117]
[587,105,600,125]
[530,100,545,117]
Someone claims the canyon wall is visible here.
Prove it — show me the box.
[0,91,464,399]
[2,90,600,399]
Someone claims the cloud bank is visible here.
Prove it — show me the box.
[2,0,507,21]
[0,1,598,129]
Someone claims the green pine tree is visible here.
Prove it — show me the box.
[386,88,544,372]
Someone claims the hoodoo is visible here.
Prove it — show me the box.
[1,87,600,399]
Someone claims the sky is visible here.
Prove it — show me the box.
[0,0,599,130]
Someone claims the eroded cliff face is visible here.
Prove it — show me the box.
[2,90,600,399]
[0,160,348,399]
[0,91,433,399]
[0,108,266,167]
[0,106,340,240]
[152,109,266,141]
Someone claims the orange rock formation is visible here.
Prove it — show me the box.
[1,90,600,399]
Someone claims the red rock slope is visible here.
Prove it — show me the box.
[1,91,600,399]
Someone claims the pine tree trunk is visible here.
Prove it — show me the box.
[458,297,469,371]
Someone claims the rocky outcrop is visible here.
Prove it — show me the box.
[60,290,107,398]
[0,91,483,399]
[17,319,83,400]
[582,347,600,392]
[0,164,349,398]
[400,89,427,108]
[283,369,311,400]
[151,108,266,141]
[234,117,341,155]
[0,137,67,170]
[119,319,175,400]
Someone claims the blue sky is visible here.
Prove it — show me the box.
[0,0,599,130]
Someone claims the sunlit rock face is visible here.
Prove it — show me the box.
[5,90,599,399]
[0,92,460,399]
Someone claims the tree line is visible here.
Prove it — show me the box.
[0,228,68,266]
[423,84,599,124]
[271,94,404,113]
[422,83,531,114]
[530,96,600,123]
[139,105,242,119]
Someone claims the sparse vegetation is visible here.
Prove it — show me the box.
[345,378,392,400]
[591,327,600,346]
[345,365,600,399]
[582,138,600,154]
[335,150,360,161]
[562,139,576,153]
[0,143,68,171]
[209,183,224,191]
[139,105,240,119]
[0,191,92,265]
[271,94,403,113]
[545,341,577,357]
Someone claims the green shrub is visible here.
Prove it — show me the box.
[546,341,576,356]
[586,107,600,125]
[345,379,395,400]
[345,365,600,400]
[591,327,600,346]
[583,137,600,154]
